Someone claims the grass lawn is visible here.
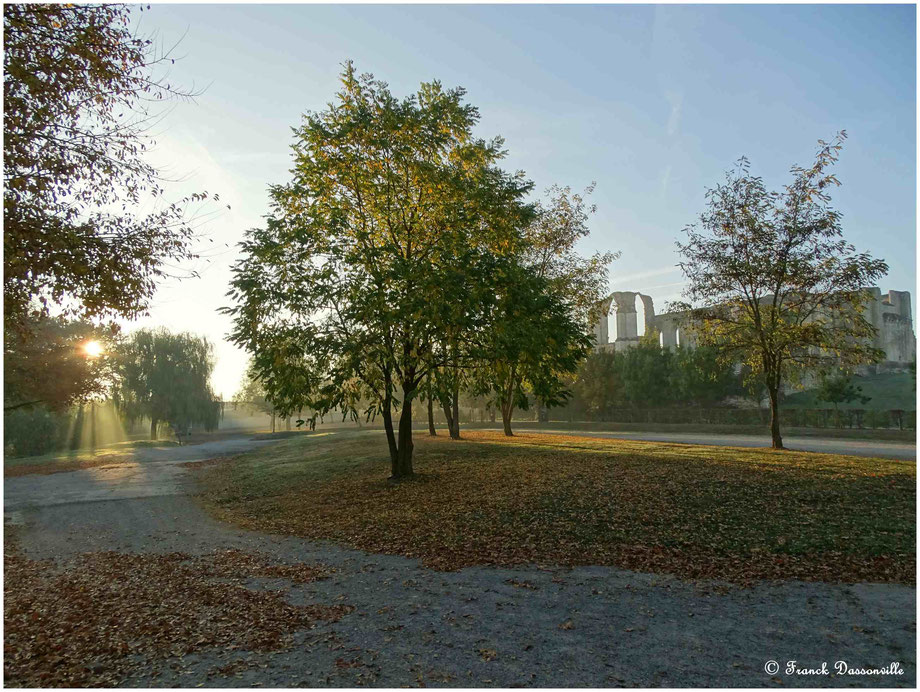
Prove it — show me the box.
[465,420,916,441]
[196,430,915,584]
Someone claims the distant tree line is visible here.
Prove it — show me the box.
[565,337,745,419]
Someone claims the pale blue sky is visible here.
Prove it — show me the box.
[128,3,917,396]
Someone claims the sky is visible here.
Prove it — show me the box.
[125,3,917,397]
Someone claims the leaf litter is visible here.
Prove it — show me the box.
[3,531,352,687]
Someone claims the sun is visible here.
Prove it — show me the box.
[83,340,104,359]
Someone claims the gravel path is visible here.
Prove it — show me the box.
[4,436,915,687]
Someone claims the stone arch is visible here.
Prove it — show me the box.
[593,291,659,349]
[637,293,655,338]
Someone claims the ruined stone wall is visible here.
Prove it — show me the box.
[877,290,916,364]
[592,286,916,366]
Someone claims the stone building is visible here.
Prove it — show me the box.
[592,287,916,368]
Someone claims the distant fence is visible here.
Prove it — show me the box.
[543,407,916,430]
[222,401,916,432]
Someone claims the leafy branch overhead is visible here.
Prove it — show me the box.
[3,4,217,334]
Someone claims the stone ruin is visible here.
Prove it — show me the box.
[592,287,916,367]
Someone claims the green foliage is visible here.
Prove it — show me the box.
[568,351,621,419]
[472,261,594,431]
[115,329,219,438]
[224,63,533,476]
[3,4,210,333]
[675,133,888,447]
[617,338,673,407]
[3,406,68,458]
[570,342,741,417]
[473,185,615,433]
[669,343,742,404]
[815,371,871,410]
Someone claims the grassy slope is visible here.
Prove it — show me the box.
[785,371,916,410]
[196,430,915,584]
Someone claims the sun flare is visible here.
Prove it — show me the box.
[83,340,104,359]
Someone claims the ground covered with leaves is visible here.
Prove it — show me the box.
[3,533,351,687]
[197,430,915,584]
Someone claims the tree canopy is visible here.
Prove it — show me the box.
[568,339,742,418]
[675,133,888,448]
[225,63,534,478]
[473,185,615,435]
[3,4,211,335]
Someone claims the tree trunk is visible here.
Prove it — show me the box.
[437,381,461,439]
[500,397,514,436]
[271,412,276,433]
[150,417,158,441]
[768,384,783,449]
[449,381,460,440]
[392,394,414,479]
[440,399,451,432]
[427,394,436,436]
[500,367,516,436]
[381,394,398,469]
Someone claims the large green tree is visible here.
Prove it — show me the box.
[115,329,219,440]
[675,133,888,448]
[3,4,212,335]
[225,64,532,478]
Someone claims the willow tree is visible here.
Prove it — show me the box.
[115,329,220,441]
[676,133,888,449]
[225,63,531,479]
